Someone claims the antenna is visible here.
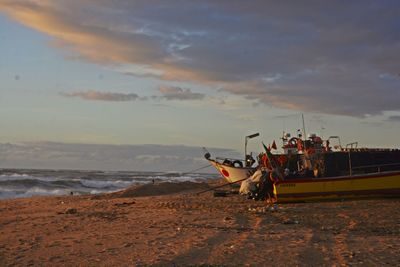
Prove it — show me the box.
[302,114,306,141]
[320,126,325,140]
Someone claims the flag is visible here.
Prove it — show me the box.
[272,140,277,150]
[262,142,276,168]
[262,142,269,153]
[262,142,283,180]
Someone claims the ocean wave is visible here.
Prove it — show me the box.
[0,178,79,189]
[0,187,70,199]
[0,173,63,182]
[79,179,135,189]
[0,169,219,199]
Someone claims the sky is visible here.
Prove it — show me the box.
[0,1,399,171]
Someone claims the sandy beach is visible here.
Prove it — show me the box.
[0,180,399,266]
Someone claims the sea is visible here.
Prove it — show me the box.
[0,168,219,200]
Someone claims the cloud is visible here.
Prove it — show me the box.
[387,115,400,122]
[235,114,258,122]
[61,91,139,101]
[157,86,205,101]
[60,87,205,102]
[59,87,206,102]
[1,1,400,116]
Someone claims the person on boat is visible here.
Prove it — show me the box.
[264,172,277,204]
[254,153,278,202]
[296,138,304,152]
[245,154,256,167]
[284,168,290,177]
[325,140,331,152]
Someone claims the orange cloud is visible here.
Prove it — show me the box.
[0,1,166,65]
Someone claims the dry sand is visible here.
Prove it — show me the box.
[0,180,399,266]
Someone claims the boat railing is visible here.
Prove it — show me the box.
[345,142,358,149]
[215,157,245,164]
[343,148,400,152]
[215,157,256,168]
[352,162,400,173]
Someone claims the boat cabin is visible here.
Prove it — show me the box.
[274,133,400,179]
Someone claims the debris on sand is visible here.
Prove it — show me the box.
[65,208,78,214]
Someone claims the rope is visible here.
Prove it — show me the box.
[163,164,212,176]
[196,176,248,195]
[180,164,211,175]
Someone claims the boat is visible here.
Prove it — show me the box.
[204,133,260,182]
[245,131,400,203]
[205,155,256,183]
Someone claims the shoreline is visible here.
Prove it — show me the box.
[1,181,399,266]
[0,168,219,201]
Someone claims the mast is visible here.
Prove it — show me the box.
[302,114,306,141]
[244,133,260,160]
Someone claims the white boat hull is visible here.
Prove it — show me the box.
[208,159,256,183]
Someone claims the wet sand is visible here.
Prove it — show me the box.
[0,181,399,266]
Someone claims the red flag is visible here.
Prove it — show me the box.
[272,140,277,150]
[262,142,284,181]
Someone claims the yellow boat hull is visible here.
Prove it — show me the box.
[274,171,400,203]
